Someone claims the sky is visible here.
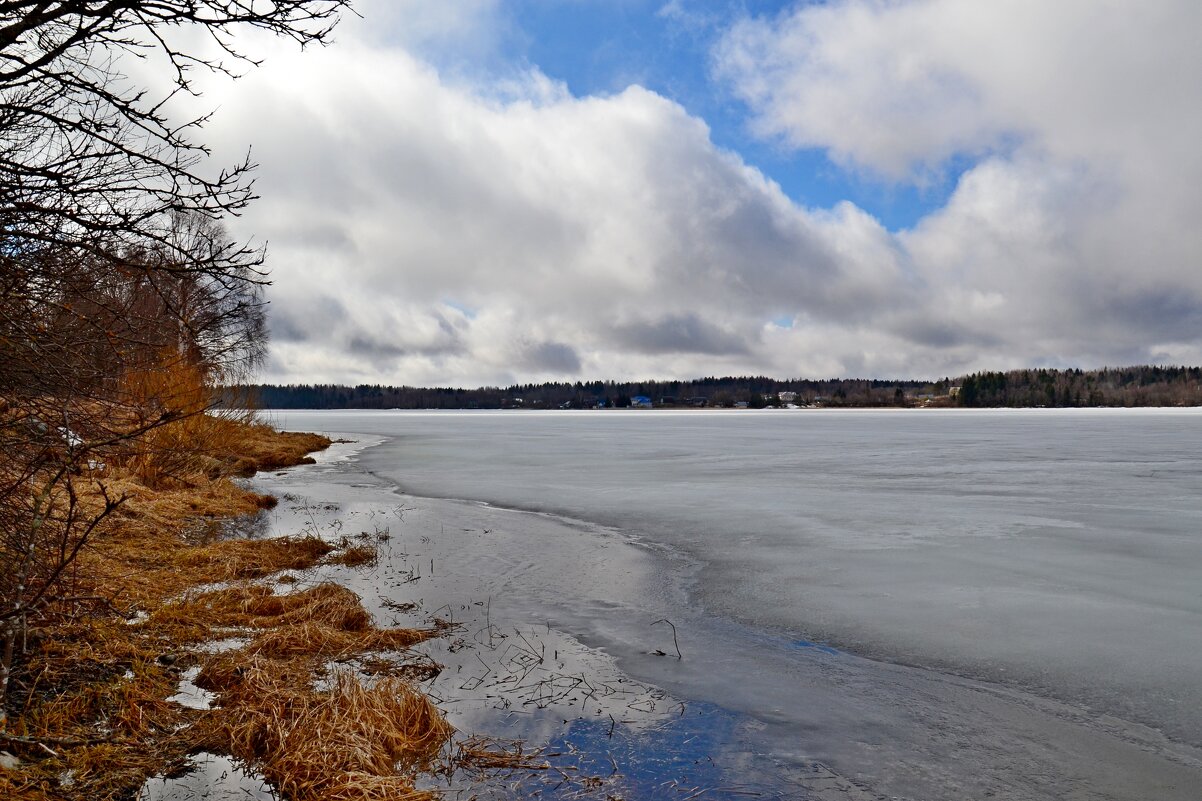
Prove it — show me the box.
[196,0,1202,387]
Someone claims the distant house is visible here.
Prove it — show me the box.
[687,396,708,407]
[734,401,750,409]
[779,391,798,403]
[631,395,653,408]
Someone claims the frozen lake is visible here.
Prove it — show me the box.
[271,408,1202,799]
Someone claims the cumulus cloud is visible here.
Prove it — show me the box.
[198,1,1202,385]
[715,0,1202,370]
[716,1,1202,179]
[205,25,926,385]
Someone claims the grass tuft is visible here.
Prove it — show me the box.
[201,666,448,801]
[0,421,456,800]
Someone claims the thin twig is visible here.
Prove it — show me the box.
[652,618,682,659]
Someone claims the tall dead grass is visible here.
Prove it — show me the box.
[0,415,393,800]
[110,354,331,487]
[204,665,448,801]
[181,581,452,799]
[146,581,439,653]
[2,529,451,800]
[0,386,470,801]
[115,355,229,486]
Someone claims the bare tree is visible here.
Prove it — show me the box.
[1,1,351,266]
[0,0,352,728]
[0,435,122,731]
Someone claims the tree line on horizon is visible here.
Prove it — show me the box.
[242,365,1202,410]
[955,366,1202,407]
[243,376,937,409]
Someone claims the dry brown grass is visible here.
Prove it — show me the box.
[78,462,338,618]
[3,530,450,800]
[454,735,552,772]
[181,582,453,799]
[149,582,440,655]
[111,356,332,486]
[197,664,448,801]
[327,540,379,568]
[246,621,436,660]
[0,419,457,801]
[181,536,337,581]
[1,610,206,800]
[0,774,47,801]
[226,422,332,474]
[84,523,338,628]
[167,582,372,630]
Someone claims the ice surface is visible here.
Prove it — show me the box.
[168,666,214,710]
[136,753,275,801]
[267,409,1202,799]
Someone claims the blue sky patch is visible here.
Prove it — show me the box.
[496,0,964,230]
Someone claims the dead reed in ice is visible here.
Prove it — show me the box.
[327,541,380,568]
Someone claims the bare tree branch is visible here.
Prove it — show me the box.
[0,0,351,728]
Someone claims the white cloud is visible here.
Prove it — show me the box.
[716,1,1202,180]
[191,1,1202,386]
[712,0,1202,370]
[206,32,939,385]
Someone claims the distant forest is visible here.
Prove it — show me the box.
[955,365,1202,407]
[241,366,1202,409]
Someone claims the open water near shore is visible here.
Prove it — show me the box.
[258,408,1202,800]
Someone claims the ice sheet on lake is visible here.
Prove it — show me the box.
[264,410,1202,799]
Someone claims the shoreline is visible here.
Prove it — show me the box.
[270,414,1202,801]
[245,436,802,800]
[0,423,469,801]
[24,412,1194,799]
